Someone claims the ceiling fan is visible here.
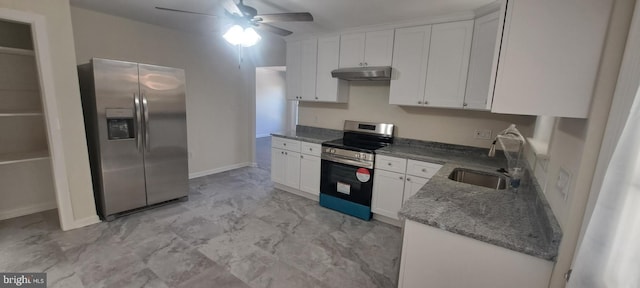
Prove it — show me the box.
[156,0,313,46]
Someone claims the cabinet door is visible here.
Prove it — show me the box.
[316,36,349,102]
[271,148,286,184]
[464,12,500,110]
[424,20,473,108]
[491,0,611,118]
[339,32,366,68]
[389,25,431,106]
[300,39,317,101]
[364,29,395,66]
[403,176,429,203]
[286,41,301,100]
[285,151,301,189]
[372,169,405,220]
[299,154,321,195]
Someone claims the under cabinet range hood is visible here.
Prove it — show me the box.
[331,66,392,81]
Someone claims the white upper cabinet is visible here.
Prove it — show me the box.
[315,36,349,102]
[286,39,317,101]
[389,20,473,108]
[424,20,474,108]
[389,25,432,106]
[363,30,395,66]
[285,41,301,101]
[339,29,394,68]
[490,0,612,118]
[464,11,500,110]
[300,39,318,101]
[338,33,366,68]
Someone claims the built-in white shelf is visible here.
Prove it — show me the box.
[0,46,35,56]
[0,150,49,165]
[0,110,43,117]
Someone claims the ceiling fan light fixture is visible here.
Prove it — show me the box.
[223,24,262,47]
[241,27,261,47]
[223,24,245,46]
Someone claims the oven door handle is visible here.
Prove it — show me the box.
[321,154,374,169]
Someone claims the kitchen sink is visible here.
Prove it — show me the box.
[448,168,508,190]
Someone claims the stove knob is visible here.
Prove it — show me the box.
[355,154,361,159]
[330,149,336,153]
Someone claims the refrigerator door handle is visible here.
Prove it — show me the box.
[142,92,150,151]
[134,93,143,152]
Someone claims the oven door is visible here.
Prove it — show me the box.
[320,158,374,206]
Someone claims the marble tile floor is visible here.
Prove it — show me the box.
[0,167,402,288]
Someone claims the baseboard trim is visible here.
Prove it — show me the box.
[189,162,251,179]
[69,215,101,230]
[373,214,402,227]
[274,183,319,202]
[0,201,57,221]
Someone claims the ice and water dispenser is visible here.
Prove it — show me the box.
[106,108,135,140]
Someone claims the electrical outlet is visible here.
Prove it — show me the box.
[556,167,571,201]
[474,129,492,140]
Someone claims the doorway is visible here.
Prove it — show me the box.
[254,66,295,170]
[0,8,75,230]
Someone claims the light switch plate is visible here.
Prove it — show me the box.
[556,167,571,201]
[474,129,492,140]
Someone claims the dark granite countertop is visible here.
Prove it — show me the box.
[385,140,562,261]
[270,125,341,144]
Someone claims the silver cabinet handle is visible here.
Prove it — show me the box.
[283,143,287,146]
[309,148,313,151]
[422,168,427,172]
[407,177,411,182]
[134,93,142,152]
[300,155,304,159]
[364,62,368,66]
[387,162,392,166]
[142,93,150,151]
[424,101,429,105]
[463,103,468,107]
[399,176,403,180]
[285,152,288,155]
[418,101,422,104]
[281,151,284,155]
[315,96,318,100]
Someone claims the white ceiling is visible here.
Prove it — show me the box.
[70,0,494,37]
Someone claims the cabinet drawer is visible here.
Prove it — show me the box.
[301,142,321,157]
[406,160,442,179]
[272,137,301,152]
[375,155,407,174]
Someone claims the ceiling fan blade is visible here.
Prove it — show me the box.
[221,0,243,16]
[255,12,313,23]
[258,23,293,36]
[155,6,218,17]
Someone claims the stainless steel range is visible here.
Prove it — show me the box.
[320,120,395,220]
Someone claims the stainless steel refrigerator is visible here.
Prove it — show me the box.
[78,58,188,221]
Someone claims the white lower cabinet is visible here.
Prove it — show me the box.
[399,220,553,288]
[271,148,286,184]
[299,154,320,195]
[372,169,406,219]
[271,137,321,198]
[372,156,442,220]
[402,176,428,203]
[284,151,301,188]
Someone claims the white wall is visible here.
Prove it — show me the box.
[255,67,287,138]
[0,0,98,223]
[543,0,636,286]
[70,7,286,177]
[298,82,535,148]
